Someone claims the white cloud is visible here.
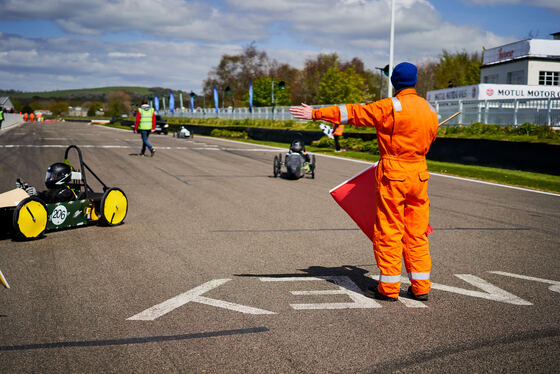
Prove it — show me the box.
[0,0,526,91]
[0,33,242,91]
[107,52,147,58]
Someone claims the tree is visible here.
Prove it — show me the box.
[21,104,33,114]
[435,50,482,89]
[203,43,271,107]
[249,77,290,107]
[318,67,365,104]
[416,61,438,98]
[49,101,69,116]
[293,53,340,105]
[87,101,103,117]
[105,90,132,117]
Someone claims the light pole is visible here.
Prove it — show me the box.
[387,0,396,98]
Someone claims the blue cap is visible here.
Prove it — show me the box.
[390,62,417,90]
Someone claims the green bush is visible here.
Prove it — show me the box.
[312,136,379,154]
[210,129,248,139]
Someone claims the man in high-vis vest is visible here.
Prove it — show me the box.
[290,62,438,301]
[134,99,156,157]
[0,107,4,129]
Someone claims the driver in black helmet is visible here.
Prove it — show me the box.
[20,162,80,203]
[289,139,311,163]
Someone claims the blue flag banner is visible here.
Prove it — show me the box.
[190,95,194,111]
[169,91,175,113]
[213,85,219,113]
[249,79,253,113]
[154,95,160,112]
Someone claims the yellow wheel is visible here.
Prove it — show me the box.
[100,188,128,226]
[13,197,48,239]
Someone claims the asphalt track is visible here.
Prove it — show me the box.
[0,121,558,373]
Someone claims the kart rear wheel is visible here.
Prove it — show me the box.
[100,188,128,226]
[273,155,280,177]
[311,155,316,179]
[13,197,48,240]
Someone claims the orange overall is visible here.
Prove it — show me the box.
[313,88,438,298]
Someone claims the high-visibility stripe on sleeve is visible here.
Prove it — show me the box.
[338,105,348,125]
[379,274,401,283]
[391,97,402,112]
[408,272,430,280]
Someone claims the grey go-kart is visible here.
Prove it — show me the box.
[273,139,316,179]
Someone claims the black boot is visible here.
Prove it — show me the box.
[407,286,429,301]
[365,287,398,302]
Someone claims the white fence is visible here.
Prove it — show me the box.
[159,97,560,127]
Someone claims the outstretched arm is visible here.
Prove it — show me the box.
[289,103,313,120]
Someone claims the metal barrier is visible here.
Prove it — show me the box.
[0,113,24,130]
[432,97,560,127]
[159,97,560,127]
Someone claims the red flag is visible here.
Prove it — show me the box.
[329,164,433,241]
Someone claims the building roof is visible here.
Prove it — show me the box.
[0,97,14,108]
[483,38,560,66]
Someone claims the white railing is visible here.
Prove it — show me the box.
[159,97,560,127]
[431,97,560,126]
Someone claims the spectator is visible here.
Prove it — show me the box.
[134,99,156,157]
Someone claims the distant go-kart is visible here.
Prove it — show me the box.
[273,139,316,179]
[0,145,128,240]
[173,126,193,139]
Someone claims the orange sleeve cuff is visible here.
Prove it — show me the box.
[312,109,322,121]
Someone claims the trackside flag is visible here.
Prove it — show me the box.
[154,95,160,112]
[329,164,433,242]
[190,95,194,111]
[213,85,219,113]
[169,91,175,113]
[249,79,253,113]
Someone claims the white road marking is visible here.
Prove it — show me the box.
[260,276,381,309]
[0,144,280,152]
[489,271,560,293]
[400,274,532,305]
[127,279,275,321]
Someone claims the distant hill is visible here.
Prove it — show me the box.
[0,86,181,103]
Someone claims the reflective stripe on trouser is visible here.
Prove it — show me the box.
[373,168,431,298]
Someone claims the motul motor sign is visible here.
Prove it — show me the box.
[427,84,560,101]
[498,47,514,60]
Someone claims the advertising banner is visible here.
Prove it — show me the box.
[427,84,560,101]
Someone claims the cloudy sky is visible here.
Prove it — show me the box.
[0,0,558,92]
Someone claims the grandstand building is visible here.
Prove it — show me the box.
[427,33,560,101]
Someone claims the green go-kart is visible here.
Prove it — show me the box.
[0,145,128,240]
